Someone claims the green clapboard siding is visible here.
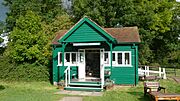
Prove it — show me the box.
[109,45,137,85]
[111,67,135,84]
[52,46,62,83]
[65,22,107,42]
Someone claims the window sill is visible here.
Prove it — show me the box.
[57,64,78,66]
[113,65,133,67]
[104,64,133,67]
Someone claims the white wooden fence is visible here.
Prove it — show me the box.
[138,66,167,79]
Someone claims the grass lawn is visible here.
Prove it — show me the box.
[0,79,179,101]
[84,79,180,101]
[0,81,61,101]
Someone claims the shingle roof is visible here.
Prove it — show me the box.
[104,27,141,43]
[52,27,141,45]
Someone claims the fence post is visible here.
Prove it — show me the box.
[144,66,147,75]
[163,68,167,79]
[159,67,162,77]
[147,66,149,76]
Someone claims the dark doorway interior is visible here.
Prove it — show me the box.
[85,49,100,78]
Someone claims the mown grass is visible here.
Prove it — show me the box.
[83,79,180,101]
[0,81,61,101]
[0,75,179,101]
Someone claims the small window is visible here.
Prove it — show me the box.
[65,53,70,62]
[58,52,62,65]
[118,53,122,64]
[80,52,84,63]
[112,53,115,61]
[125,53,130,65]
[104,52,109,64]
[71,53,76,64]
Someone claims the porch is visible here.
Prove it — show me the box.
[61,48,108,92]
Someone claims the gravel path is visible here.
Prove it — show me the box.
[59,97,82,101]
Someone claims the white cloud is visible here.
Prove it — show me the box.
[176,0,180,2]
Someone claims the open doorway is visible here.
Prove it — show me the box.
[85,49,100,78]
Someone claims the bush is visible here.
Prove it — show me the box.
[0,57,49,81]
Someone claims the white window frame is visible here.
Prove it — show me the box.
[103,51,132,67]
[117,51,131,67]
[58,52,62,66]
[57,52,78,66]
[104,52,110,66]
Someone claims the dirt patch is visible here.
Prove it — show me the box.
[172,77,180,83]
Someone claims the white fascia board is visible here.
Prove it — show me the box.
[73,43,101,46]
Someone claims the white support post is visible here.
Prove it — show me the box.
[64,66,70,88]
[159,67,162,77]
[101,65,104,89]
[65,71,67,87]
[163,68,167,79]
[68,67,70,85]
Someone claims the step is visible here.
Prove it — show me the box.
[69,83,101,87]
[64,87,103,92]
[70,81,101,84]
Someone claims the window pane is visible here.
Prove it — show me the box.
[118,53,122,64]
[72,53,76,63]
[59,53,62,64]
[65,53,70,62]
[112,53,115,61]
[80,52,84,62]
[104,53,109,64]
[125,53,130,65]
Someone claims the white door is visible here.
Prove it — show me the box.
[100,49,104,85]
[78,49,85,80]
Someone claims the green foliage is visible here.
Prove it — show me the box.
[73,0,179,65]
[51,14,74,32]
[4,11,50,65]
[0,21,4,34]
[0,37,3,43]
[4,0,64,31]
[73,0,117,27]
[0,57,49,81]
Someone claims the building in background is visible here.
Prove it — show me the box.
[52,17,141,91]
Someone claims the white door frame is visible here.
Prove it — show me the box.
[100,49,104,86]
[78,49,86,80]
[78,48,104,81]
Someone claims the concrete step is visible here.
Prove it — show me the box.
[64,87,103,92]
[70,81,101,84]
[69,83,101,87]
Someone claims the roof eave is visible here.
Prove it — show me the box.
[117,42,141,44]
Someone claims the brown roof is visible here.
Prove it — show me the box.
[104,27,141,43]
[52,26,141,45]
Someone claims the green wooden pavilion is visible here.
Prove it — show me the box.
[52,17,141,91]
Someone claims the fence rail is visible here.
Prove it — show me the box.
[138,66,167,79]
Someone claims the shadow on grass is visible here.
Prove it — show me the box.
[127,92,151,101]
[0,85,5,91]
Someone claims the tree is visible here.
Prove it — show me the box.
[73,0,118,27]
[4,11,50,65]
[0,21,4,43]
[3,0,64,31]
[0,37,3,43]
[73,0,178,65]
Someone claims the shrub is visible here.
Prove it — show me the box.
[0,57,49,81]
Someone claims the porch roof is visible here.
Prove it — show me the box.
[52,27,141,45]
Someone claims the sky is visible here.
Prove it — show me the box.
[0,0,9,22]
